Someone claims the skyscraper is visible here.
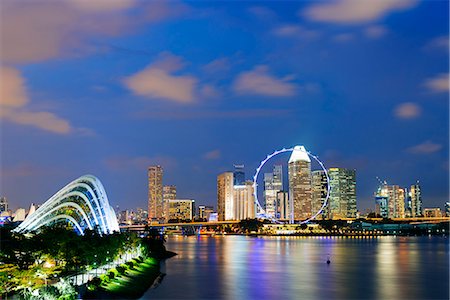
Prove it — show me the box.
[217,172,234,221]
[375,184,405,218]
[311,170,328,220]
[328,168,357,219]
[264,165,283,218]
[277,191,289,220]
[233,164,245,185]
[233,180,255,220]
[375,184,389,218]
[410,181,423,217]
[148,165,163,222]
[167,199,195,221]
[163,185,177,221]
[288,146,312,222]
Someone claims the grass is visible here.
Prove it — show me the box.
[84,258,162,299]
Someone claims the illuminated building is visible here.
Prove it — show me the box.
[0,197,8,213]
[148,166,163,222]
[198,205,214,220]
[327,168,356,219]
[217,172,234,221]
[233,180,255,220]
[375,184,405,218]
[288,146,312,221]
[277,191,289,220]
[264,165,283,219]
[167,199,195,221]
[445,202,450,217]
[409,182,423,217]
[423,208,442,218]
[375,185,389,218]
[233,164,245,185]
[13,175,119,235]
[13,208,26,222]
[312,170,328,220]
[163,185,176,221]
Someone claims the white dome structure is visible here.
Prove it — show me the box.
[13,175,119,235]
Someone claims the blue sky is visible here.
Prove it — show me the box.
[1,0,448,213]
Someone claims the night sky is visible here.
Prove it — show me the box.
[1,0,448,213]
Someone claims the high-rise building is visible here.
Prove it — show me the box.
[233,164,245,185]
[375,184,405,218]
[409,182,423,217]
[445,202,450,217]
[375,184,389,218]
[0,197,8,213]
[328,168,357,219]
[423,208,442,218]
[217,172,234,221]
[264,165,283,219]
[288,146,312,222]
[233,180,255,220]
[148,166,163,222]
[277,191,289,220]
[163,185,177,221]
[167,199,195,221]
[311,170,328,219]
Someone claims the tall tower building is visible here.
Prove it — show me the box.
[312,170,328,219]
[163,185,177,221]
[264,165,283,218]
[288,145,312,222]
[233,180,255,220]
[410,181,423,217]
[148,166,163,222]
[217,172,234,221]
[328,168,357,219]
[375,184,389,218]
[233,164,245,185]
[277,191,290,220]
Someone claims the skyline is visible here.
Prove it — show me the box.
[1,0,448,212]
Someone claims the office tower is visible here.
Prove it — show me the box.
[277,191,289,220]
[288,146,312,222]
[148,166,163,222]
[167,199,195,221]
[328,168,357,219]
[312,170,328,219]
[392,186,405,218]
[233,180,255,220]
[217,172,234,221]
[375,184,389,218]
[198,205,214,220]
[409,182,423,217]
[264,165,283,218]
[233,164,245,185]
[163,185,177,221]
[0,197,8,213]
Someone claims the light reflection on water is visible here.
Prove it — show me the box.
[141,236,449,300]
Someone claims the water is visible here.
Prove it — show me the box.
[141,236,449,300]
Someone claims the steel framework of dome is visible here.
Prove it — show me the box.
[13,175,119,235]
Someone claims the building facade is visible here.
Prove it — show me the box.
[311,170,328,219]
[409,182,423,217]
[217,172,234,221]
[233,164,245,185]
[0,197,8,213]
[148,166,163,222]
[163,185,177,221]
[288,146,312,222]
[167,199,195,221]
[328,168,357,219]
[198,205,214,220]
[277,191,290,220]
[233,181,255,220]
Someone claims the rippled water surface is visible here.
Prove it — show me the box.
[141,236,449,300]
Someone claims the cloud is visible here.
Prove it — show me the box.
[123,53,197,103]
[424,73,449,93]
[202,57,231,74]
[0,67,72,134]
[424,36,449,51]
[104,155,177,171]
[272,25,319,39]
[407,141,442,154]
[394,102,421,119]
[204,150,221,160]
[248,6,277,20]
[333,33,354,43]
[0,1,188,64]
[302,0,418,24]
[199,85,220,99]
[233,65,297,97]
[364,25,388,38]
